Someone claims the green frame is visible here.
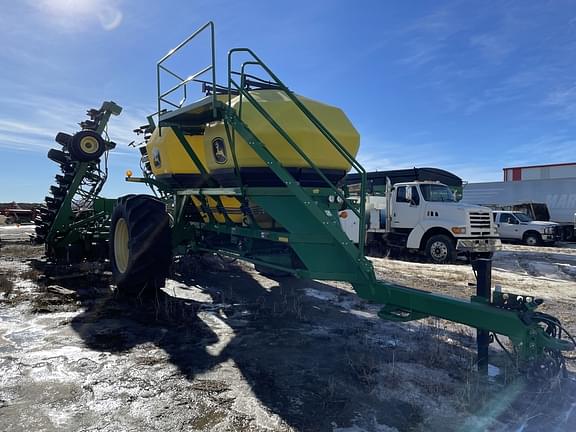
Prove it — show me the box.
[148,25,574,370]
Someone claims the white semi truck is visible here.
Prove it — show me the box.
[340,177,501,264]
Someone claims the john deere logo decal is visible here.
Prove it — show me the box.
[212,138,228,164]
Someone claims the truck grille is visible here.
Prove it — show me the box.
[469,212,491,236]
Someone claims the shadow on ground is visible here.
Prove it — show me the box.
[29,256,576,432]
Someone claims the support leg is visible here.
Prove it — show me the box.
[474,258,492,376]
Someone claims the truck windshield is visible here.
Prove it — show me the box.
[515,213,533,222]
[420,184,456,202]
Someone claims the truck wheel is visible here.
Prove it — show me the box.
[109,195,172,297]
[523,232,541,246]
[69,130,106,161]
[425,234,455,264]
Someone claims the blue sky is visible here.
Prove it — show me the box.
[2,0,576,201]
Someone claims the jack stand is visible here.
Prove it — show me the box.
[473,258,492,377]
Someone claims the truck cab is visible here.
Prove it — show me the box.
[340,180,501,263]
[492,211,559,246]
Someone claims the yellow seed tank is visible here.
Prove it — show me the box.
[145,89,360,226]
[203,89,360,186]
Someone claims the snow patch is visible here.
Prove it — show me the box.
[304,288,338,302]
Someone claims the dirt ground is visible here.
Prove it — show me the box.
[1,237,576,431]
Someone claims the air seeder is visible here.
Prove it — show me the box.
[35,22,573,380]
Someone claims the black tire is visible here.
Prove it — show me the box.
[55,132,72,148]
[425,234,455,264]
[48,148,70,165]
[69,130,106,161]
[61,164,75,174]
[45,196,64,210]
[39,206,56,217]
[35,224,49,235]
[50,185,68,198]
[33,234,45,245]
[55,174,74,185]
[523,232,541,246]
[109,195,172,296]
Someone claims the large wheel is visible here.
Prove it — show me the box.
[109,195,172,296]
[523,232,541,246]
[425,234,455,264]
[69,130,106,161]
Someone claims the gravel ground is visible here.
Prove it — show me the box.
[1,240,575,431]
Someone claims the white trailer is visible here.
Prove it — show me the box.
[462,178,576,240]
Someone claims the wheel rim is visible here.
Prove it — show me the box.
[79,136,100,154]
[430,241,448,261]
[526,236,537,246]
[114,218,129,273]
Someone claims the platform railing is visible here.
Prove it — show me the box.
[156,21,217,125]
[227,48,368,255]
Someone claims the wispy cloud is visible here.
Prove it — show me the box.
[542,83,576,120]
[469,33,514,63]
[0,91,150,157]
[504,133,576,165]
[357,134,455,173]
[397,8,463,68]
[0,118,60,153]
[357,144,505,183]
[390,1,576,122]
[397,2,525,71]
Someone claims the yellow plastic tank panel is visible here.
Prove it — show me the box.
[146,127,208,177]
[203,89,360,175]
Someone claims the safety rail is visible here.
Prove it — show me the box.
[227,48,368,254]
[156,21,217,125]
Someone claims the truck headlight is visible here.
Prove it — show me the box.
[451,226,466,235]
[544,226,555,234]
